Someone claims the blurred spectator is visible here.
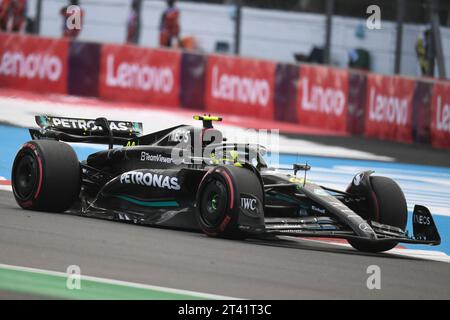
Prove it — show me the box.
[159,0,180,47]
[179,36,199,51]
[1,0,26,32]
[348,48,371,71]
[11,0,26,32]
[416,28,432,76]
[215,41,230,53]
[126,0,140,44]
[0,0,12,31]
[294,46,324,64]
[60,0,84,39]
[24,16,33,33]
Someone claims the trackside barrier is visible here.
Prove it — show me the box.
[180,52,207,110]
[0,33,69,94]
[0,33,449,149]
[364,73,416,144]
[99,43,181,107]
[297,64,349,133]
[412,80,433,145]
[431,81,450,149]
[274,63,298,123]
[204,54,276,120]
[347,70,367,135]
[68,41,101,97]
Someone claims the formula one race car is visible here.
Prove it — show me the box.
[11,115,441,253]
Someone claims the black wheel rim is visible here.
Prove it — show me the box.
[200,179,227,227]
[13,153,38,200]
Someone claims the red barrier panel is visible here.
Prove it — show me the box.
[364,74,416,143]
[99,44,181,107]
[205,54,275,119]
[0,33,68,94]
[431,82,450,149]
[297,64,349,132]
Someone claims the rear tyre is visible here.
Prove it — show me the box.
[12,140,81,213]
[348,176,407,253]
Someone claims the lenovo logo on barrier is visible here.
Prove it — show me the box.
[368,88,408,125]
[296,65,348,132]
[436,96,450,132]
[430,83,450,148]
[0,51,62,81]
[211,65,270,107]
[106,54,174,93]
[301,78,346,116]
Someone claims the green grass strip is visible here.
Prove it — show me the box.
[0,267,206,300]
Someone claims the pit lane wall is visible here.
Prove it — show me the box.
[1,32,449,149]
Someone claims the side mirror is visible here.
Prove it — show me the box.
[293,163,311,175]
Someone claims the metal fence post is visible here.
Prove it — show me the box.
[234,0,242,55]
[324,0,334,64]
[394,0,404,74]
[429,0,446,79]
[34,0,42,35]
[135,0,142,44]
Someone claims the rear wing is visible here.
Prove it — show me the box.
[35,116,143,138]
[31,116,143,147]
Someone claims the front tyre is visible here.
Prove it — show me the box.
[348,176,408,253]
[196,165,264,239]
[12,140,81,213]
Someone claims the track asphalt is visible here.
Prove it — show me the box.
[0,191,449,299]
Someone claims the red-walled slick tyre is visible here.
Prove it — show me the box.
[11,140,81,213]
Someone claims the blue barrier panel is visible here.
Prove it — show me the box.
[68,41,101,97]
[274,63,298,123]
[412,80,433,144]
[180,52,207,110]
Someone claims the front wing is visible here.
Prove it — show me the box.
[245,205,441,246]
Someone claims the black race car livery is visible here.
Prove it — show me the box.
[11,115,441,253]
